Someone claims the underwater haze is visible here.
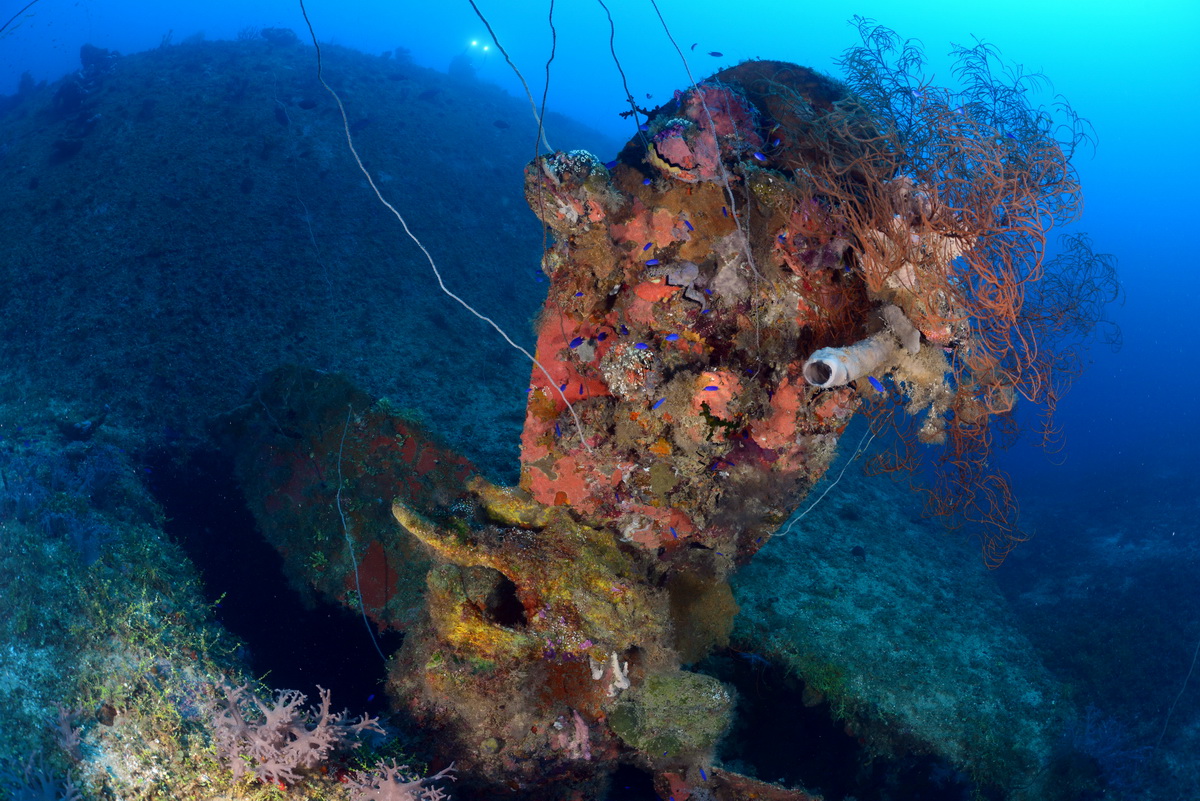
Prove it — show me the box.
[6,0,1196,488]
[1,1,1198,800]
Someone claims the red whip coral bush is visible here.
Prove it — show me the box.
[788,18,1121,564]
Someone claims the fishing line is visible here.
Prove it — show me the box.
[777,423,878,537]
[336,407,387,664]
[593,0,648,143]
[295,0,593,453]
[646,0,767,352]
[538,0,556,144]
[465,0,553,153]
[0,0,41,37]
[533,1,556,256]
[1157,626,1200,749]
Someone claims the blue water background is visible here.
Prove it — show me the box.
[6,0,1195,494]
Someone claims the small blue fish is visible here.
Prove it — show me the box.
[574,291,584,297]
[652,398,666,410]
[639,123,650,131]
[683,219,694,232]
[721,206,728,217]
[569,337,584,348]
[670,527,678,539]
[752,152,766,161]
[704,385,719,391]
[646,259,660,266]
[634,342,649,350]
[604,160,618,169]
[643,177,652,185]
[554,423,562,437]
[867,376,885,392]
[772,137,781,146]
[579,384,584,395]
[665,333,679,342]
[778,233,787,242]
[559,383,567,391]
[597,332,608,341]
[620,324,629,335]
[707,51,723,57]
[699,767,708,781]
[643,242,653,251]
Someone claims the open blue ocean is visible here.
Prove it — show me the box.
[1,2,1195,799]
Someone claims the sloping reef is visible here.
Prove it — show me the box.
[0,32,608,477]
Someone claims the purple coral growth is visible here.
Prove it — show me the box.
[345,761,456,801]
[208,684,384,785]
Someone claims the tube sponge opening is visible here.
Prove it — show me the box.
[803,334,895,388]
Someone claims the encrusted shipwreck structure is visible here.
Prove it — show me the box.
[228,54,1099,799]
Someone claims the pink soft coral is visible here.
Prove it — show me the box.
[345,761,456,801]
[208,684,383,785]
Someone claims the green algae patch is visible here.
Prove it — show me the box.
[0,432,241,799]
[609,670,734,759]
[0,426,412,801]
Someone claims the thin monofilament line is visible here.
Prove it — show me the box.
[646,0,765,351]
[466,0,553,153]
[533,0,557,256]
[337,408,387,664]
[0,0,41,37]
[297,0,593,454]
[1157,627,1200,750]
[594,0,648,143]
[778,425,878,537]
[538,0,557,148]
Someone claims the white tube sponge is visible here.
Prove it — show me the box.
[803,333,895,388]
[881,303,921,355]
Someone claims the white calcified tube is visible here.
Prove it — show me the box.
[881,303,921,355]
[803,332,895,388]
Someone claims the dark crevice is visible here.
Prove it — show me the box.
[702,649,980,801]
[143,447,400,716]
[485,575,527,628]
